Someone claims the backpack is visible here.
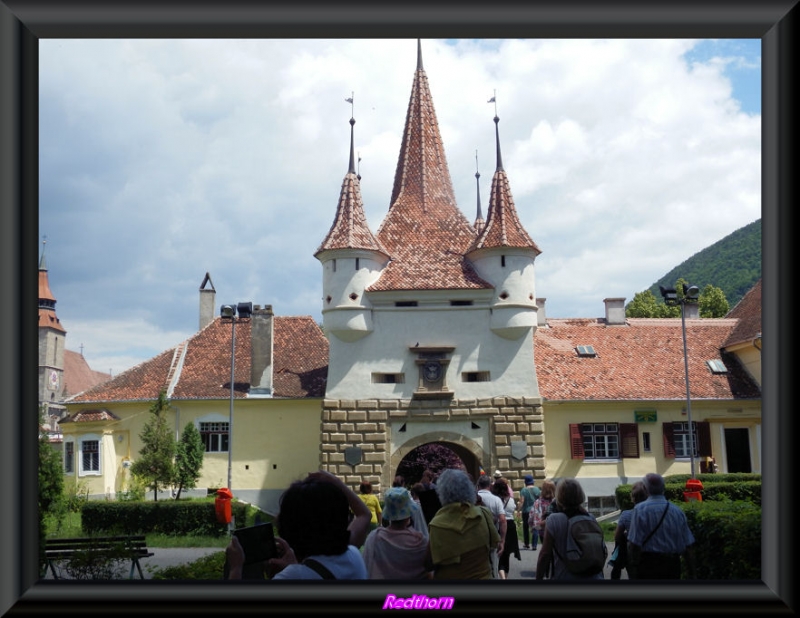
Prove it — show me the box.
[555,513,607,577]
[530,497,551,530]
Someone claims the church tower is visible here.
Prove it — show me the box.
[38,239,66,419]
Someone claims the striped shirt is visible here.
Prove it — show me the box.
[627,495,695,554]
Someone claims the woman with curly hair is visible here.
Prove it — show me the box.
[427,468,500,579]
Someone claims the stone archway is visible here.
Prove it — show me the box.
[390,431,487,485]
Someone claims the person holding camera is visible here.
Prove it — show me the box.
[226,470,371,580]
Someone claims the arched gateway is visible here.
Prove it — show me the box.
[320,396,545,494]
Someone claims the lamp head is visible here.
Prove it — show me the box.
[659,285,678,306]
[682,283,700,301]
[220,304,236,319]
[237,302,253,319]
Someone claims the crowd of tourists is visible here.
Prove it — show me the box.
[224,469,695,581]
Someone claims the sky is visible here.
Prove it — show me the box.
[38,38,761,378]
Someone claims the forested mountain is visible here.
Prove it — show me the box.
[648,218,761,309]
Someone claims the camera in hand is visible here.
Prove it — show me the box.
[224,523,276,579]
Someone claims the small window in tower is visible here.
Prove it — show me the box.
[332,259,337,273]
[355,258,360,270]
[499,291,509,300]
[395,301,418,307]
[371,373,405,384]
[462,371,491,382]
[501,255,506,267]
[450,300,473,306]
[349,292,358,301]
[326,295,332,304]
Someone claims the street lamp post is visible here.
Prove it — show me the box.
[660,283,700,478]
[220,302,252,531]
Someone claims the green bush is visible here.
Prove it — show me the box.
[81,498,248,537]
[615,473,761,510]
[681,500,761,579]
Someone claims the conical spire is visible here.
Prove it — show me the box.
[470,109,541,254]
[474,150,485,234]
[38,237,65,332]
[315,100,386,257]
[372,39,490,292]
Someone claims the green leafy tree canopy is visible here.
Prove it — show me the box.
[173,422,205,500]
[130,390,176,500]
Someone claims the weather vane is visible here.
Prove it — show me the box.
[345,92,354,117]
[487,90,497,116]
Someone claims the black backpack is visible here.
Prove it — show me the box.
[555,513,607,577]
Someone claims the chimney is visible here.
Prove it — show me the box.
[684,303,700,319]
[199,272,216,330]
[250,304,274,397]
[536,298,547,326]
[604,297,626,325]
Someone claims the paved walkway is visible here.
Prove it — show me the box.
[45,542,626,580]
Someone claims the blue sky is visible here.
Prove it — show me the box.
[38,39,761,377]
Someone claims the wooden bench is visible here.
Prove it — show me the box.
[45,535,154,580]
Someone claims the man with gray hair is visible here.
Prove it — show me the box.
[476,474,506,578]
[627,472,696,579]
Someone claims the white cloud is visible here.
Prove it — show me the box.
[39,38,761,374]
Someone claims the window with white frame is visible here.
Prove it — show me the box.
[672,421,698,458]
[581,423,620,459]
[64,440,74,474]
[200,421,229,453]
[80,439,100,474]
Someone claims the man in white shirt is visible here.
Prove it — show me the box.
[476,475,506,578]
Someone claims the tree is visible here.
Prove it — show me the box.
[626,279,729,318]
[698,284,730,317]
[39,424,64,572]
[173,422,205,500]
[130,390,176,501]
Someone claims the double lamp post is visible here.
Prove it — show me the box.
[660,283,700,479]
[220,301,252,530]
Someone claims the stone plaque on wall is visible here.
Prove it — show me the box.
[511,441,528,461]
[345,447,362,467]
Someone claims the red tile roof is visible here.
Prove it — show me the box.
[60,408,120,424]
[535,318,760,401]
[470,168,541,254]
[63,350,112,398]
[315,171,388,257]
[723,278,762,348]
[369,53,491,293]
[67,316,328,404]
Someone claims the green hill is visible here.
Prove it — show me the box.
[648,218,761,309]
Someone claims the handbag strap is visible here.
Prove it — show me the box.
[302,557,336,580]
[640,503,670,550]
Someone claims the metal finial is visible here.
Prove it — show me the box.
[487,89,497,116]
[475,149,483,222]
[347,93,356,174]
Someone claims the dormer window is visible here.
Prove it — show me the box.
[707,359,727,374]
[576,345,597,357]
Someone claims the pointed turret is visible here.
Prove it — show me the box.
[467,107,542,340]
[38,239,65,334]
[370,39,490,293]
[315,99,388,342]
[473,150,485,235]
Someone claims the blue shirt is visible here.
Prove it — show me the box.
[627,495,695,554]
